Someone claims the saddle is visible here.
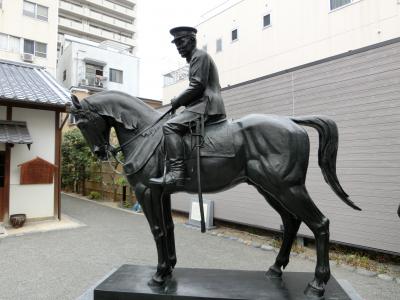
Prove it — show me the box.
[183,118,235,159]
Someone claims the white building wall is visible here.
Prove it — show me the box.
[9,108,55,219]
[0,0,59,75]
[163,0,400,99]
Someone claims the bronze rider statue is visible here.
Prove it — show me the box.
[149,26,226,187]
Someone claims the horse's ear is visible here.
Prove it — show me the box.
[71,94,82,109]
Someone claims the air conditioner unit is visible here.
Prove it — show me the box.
[80,78,89,86]
[22,53,34,63]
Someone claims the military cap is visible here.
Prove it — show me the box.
[170,26,197,43]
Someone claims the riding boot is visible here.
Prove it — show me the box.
[149,133,185,186]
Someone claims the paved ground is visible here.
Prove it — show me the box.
[0,194,398,299]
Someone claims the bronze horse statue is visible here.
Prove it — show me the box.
[71,91,361,298]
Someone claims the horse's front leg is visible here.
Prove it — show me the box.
[162,194,177,268]
[135,184,172,285]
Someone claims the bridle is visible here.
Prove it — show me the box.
[103,107,174,173]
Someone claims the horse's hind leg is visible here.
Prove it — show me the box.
[255,188,301,278]
[277,184,331,297]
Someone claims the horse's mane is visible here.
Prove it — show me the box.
[81,90,161,130]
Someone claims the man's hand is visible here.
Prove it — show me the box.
[171,97,181,110]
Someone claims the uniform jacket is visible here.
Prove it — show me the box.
[173,48,226,117]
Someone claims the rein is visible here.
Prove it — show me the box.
[105,107,173,168]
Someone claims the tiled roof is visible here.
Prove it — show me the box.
[0,60,71,109]
[0,121,33,145]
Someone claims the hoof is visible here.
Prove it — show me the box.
[147,267,172,287]
[169,256,177,269]
[304,281,325,299]
[265,265,282,278]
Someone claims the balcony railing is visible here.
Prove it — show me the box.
[58,17,84,31]
[88,9,135,32]
[79,75,108,89]
[83,0,136,19]
[163,66,189,87]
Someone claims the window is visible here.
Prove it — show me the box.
[110,69,123,84]
[63,70,67,81]
[330,0,351,10]
[24,39,34,54]
[23,1,36,18]
[37,4,49,21]
[216,38,222,53]
[35,42,47,57]
[23,1,48,21]
[263,14,271,28]
[231,29,238,42]
[9,36,20,53]
[0,34,21,53]
[0,33,7,50]
[23,39,47,57]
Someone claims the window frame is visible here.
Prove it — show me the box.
[231,28,239,43]
[109,68,123,84]
[23,1,49,22]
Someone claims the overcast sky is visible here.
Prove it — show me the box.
[136,0,228,100]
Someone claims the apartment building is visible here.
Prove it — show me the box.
[58,0,136,55]
[0,0,59,75]
[168,0,400,254]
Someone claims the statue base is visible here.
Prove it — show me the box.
[93,265,356,300]
[94,265,354,300]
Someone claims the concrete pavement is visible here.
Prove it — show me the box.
[0,194,398,299]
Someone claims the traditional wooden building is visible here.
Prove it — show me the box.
[0,59,71,223]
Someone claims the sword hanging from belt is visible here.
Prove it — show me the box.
[195,115,206,233]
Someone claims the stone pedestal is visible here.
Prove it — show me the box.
[94,265,353,300]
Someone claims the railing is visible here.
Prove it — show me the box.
[79,75,108,89]
[59,0,84,15]
[88,10,135,32]
[84,0,135,18]
[58,17,84,31]
[163,66,189,87]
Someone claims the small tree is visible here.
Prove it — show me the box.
[61,128,98,193]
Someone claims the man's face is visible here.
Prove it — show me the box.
[174,36,195,58]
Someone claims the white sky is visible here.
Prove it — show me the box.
[136,0,228,100]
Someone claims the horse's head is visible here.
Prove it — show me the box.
[70,95,111,161]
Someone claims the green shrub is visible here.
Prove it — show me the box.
[88,191,101,200]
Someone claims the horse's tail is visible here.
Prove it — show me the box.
[291,116,361,211]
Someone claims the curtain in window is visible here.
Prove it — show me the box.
[0,33,7,50]
[110,69,123,83]
[330,0,351,10]
[24,39,34,54]
[37,5,48,21]
[9,36,20,53]
[35,42,47,57]
[23,1,35,17]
